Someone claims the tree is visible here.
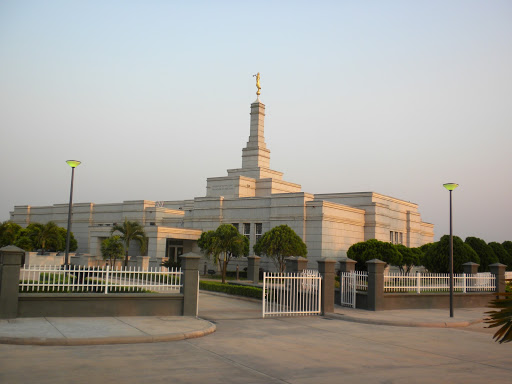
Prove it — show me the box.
[486,293,512,344]
[503,241,512,260]
[101,236,124,267]
[465,237,499,272]
[0,221,22,247]
[14,236,34,251]
[198,224,249,283]
[111,219,148,267]
[347,239,402,271]
[395,245,422,273]
[488,242,512,271]
[253,225,307,272]
[422,235,480,273]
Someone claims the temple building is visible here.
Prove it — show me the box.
[10,80,434,269]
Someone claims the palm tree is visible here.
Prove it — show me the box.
[486,293,512,343]
[29,222,61,253]
[111,219,148,267]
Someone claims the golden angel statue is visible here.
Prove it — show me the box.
[253,72,261,96]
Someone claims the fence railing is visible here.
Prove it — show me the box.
[384,272,495,293]
[19,265,182,294]
[262,272,321,318]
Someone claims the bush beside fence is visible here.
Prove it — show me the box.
[200,281,263,299]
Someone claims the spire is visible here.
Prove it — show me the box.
[241,99,270,169]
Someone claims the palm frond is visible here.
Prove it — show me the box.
[485,292,512,344]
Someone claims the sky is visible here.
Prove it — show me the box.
[0,1,511,243]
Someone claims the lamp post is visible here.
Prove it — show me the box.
[64,160,81,267]
[443,182,459,318]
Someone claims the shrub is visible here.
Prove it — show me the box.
[489,242,512,271]
[465,237,499,272]
[423,235,480,273]
[347,239,402,271]
[199,280,262,299]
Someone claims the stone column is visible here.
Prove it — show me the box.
[462,262,479,291]
[247,255,261,283]
[462,262,479,275]
[318,258,336,315]
[137,256,150,270]
[285,256,308,273]
[367,259,386,311]
[489,263,507,298]
[0,246,25,319]
[339,258,356,273]
[180,252,201,317]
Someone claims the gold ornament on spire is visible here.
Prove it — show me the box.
[253,72,261,96]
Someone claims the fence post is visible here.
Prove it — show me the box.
[285,256,308,273]
[416,271,421,294]
[366,259,386,311]
[104,265,110,295]
[489,263,506,299]
[462,262,479,292]
[180,252,201,316]
[0,246,25,319]
[317,258,335,315]
[247,255,261,283]
[338,258,356,273]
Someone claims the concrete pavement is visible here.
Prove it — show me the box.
[0,292,508,384]
[0,316,215,346]
[0,291,493,346]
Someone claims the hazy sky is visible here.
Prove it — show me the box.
[1,1,511,243]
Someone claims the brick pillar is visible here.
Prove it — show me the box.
[367,259,386,311]
[247,256,260,283]
[318,258,336,315]
[489,263,507,298]
[285,257,308,273]
[180,253,201,316]
[339,258,356,273]
[0,246,25,319]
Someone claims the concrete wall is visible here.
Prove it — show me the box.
[18,294,183,317]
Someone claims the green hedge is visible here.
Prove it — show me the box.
[199,280,262,299]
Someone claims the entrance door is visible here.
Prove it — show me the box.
[166,239,184,267]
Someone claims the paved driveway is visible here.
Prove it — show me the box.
[0,292,509,384]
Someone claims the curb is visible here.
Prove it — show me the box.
[0,322,216,346]
[325,313,483,328]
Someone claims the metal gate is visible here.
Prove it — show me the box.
[340,272,356,308]
[262,271,322,318]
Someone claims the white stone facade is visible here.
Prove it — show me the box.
[10,96,434,270]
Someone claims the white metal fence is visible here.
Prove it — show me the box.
[383,272,495,293]
[19,265,182,294]
[340,271,368,308]
[262,272,322,318]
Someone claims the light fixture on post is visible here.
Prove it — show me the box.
[64,160,81,268]
[443,182,459,318]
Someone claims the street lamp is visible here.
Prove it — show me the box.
[64,160,81,267]
[443,182,459,318]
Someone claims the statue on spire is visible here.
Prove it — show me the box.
[253,72,261,96]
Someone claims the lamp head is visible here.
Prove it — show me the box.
[443,183,459,191]
[66,160,81,168]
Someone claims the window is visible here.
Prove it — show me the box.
[243,223,251,240]
[399,232,403,245]
[255,223,263,243]
[390,231,394,243]
[395,232,399,244]
[232,223,239,232]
